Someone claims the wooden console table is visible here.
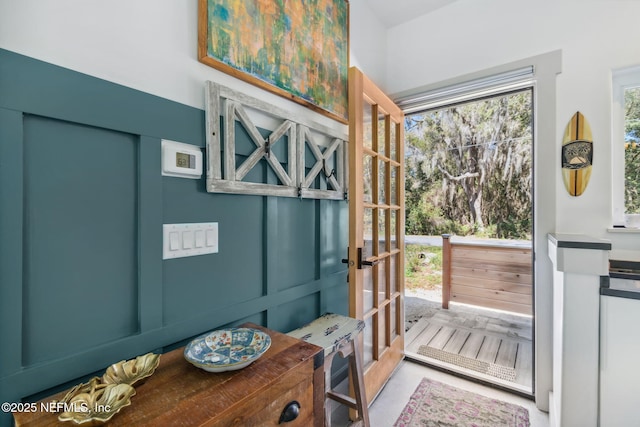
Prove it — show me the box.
[14,324,324,426]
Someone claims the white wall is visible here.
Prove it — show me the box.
[385,0,640,251]
[349,0,388,91]
[0,0,345,132]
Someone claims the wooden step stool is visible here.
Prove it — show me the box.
[287,313,370,427]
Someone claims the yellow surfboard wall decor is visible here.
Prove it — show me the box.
[562,111,593,196]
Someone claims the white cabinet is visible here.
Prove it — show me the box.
[600,294,640,427]
[548,233,610,427]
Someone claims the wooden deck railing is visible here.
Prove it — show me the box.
[441,234,533,315]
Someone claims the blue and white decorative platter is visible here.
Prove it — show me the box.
[184,328,271,373]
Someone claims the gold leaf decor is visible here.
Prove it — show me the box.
[58,377,101,406]
[58,383,136,426]
[55,353,160,425]
[102,353,161,386]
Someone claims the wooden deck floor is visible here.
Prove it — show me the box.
[405,298,533,394]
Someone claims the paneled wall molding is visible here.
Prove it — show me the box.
[0,50,348,424]
[0,108,24,379]
[1,272,346,401]
[205,81,349,200]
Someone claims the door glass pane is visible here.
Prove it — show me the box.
[377,258,387,304]
[364,208,373,258]
[391,166,398,206]
[364,99,374,151]
[390,121,397,161]
[390,253,397,294]
[391,297,398,337]
[363,266,374,312]
[378,111,387,157]
[378,208,387,253]
[390,209,398,250]
[363,316,373,367]
[378,306,387,354]
[379,159,386,205]
[364,155,373,203]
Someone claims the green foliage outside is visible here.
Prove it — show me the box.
[405,90,533,240]
[405,245,442,292]
[625,87,640,213]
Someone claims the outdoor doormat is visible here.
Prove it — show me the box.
[417,345,517,382]
[393,378,530,427]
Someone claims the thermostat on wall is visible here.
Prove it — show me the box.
[162,139,203,179]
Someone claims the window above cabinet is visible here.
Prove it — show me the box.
[612,66,640,227]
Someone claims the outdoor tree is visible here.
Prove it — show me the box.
[405,91,532,239]
[625,87,640,213]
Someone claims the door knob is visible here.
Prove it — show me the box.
[342,249,355,266]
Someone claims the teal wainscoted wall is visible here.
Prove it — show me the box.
[0,48,348,423]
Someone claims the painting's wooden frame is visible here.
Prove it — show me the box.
[205,81,348,200]
[198,0,349,124]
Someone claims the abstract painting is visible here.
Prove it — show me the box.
[198,0,349,123]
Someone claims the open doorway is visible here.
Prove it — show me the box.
[402,88,534,396]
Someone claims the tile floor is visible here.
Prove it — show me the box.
[332,359,549,426]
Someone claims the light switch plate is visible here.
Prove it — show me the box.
[163,223,218,259]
